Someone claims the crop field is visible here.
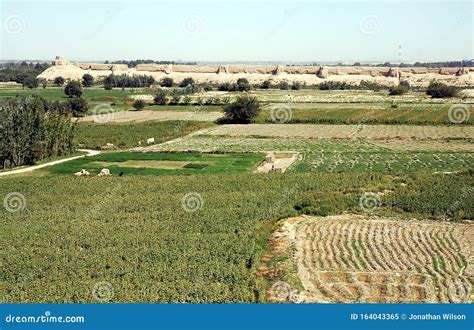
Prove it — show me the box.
[45,152,264,176]
[257,103,473,125]
[197,124,474,140]
[282,215,473,303]
[75,120,213,149]
[143,135,474,153]
[1,84,473,305]
[294,151,473,173]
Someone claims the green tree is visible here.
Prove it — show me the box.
[54,76,65,86]
[236,78,251,92]
[179,77,195,87]
[82,74,94,87]
[160,77,174,87]
[426,80,458,98]
[67,98,88,117]
[64,81,83,98]
[132,99,146,111]
[222,96,261,124]
[153,90,168,105]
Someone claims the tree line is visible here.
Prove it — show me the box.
[0,96,77,169]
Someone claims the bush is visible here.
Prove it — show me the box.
[236,78,251,92]
[82,74,94,87]
[153,90,168,105]
[54,76,65,86]
[389,84,409,95]
[279,80,290,90]
[67,97,88,117]
[260,80,272,89]
[291,81,302,90]
[218,82,237,92]
[160,77,174,87]
[426,80,458,98]
[22,76,38,89]
[179,77,195,88]
[318,81,351,90]
[132,99,146,111]
[64,81,83,98]
[222,95,261,124]
[201,82,213,91]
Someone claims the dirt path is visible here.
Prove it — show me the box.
[0,149,100,177]
[79,110,222,123]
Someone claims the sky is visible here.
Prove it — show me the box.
[0,0,472,63]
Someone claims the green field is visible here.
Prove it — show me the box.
[75,120,214,150]
[293,151,473,173]
[257,103,473,125]
[45,152,265,176]
[2,171,472,302]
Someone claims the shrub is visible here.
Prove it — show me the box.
[236,78,251,92]
[160,77,174,87]
[132,99,146,111]
[22,76,38,89]
[291,81,302,90]
[222,95,261,124]
[279,80,290,90]
[260,80,272,89]
[64,81,83,97]
[54,76,65,86]
[179,77,195,88]
[389,84,409,95]
[82,74,94,87]
[67,97,88,117]
[153,90,168,105]
[319,81,352,90]
[426,80,458,98]
[201,82,213,91]
[218,82,237,92]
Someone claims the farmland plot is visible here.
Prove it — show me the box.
[198,124,474,141]
[280,215,473,303]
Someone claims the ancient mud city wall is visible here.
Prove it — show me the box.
[37,56,474,87]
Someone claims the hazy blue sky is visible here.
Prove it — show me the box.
[0,0,472,63]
